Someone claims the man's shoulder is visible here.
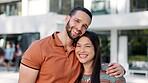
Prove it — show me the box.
[36,35,52,44]
[37,32,58,44]
[26,35,52,51]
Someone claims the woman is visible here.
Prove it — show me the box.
[75,31,126,83]
[3,42,15,71]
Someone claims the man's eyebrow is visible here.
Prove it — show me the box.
[75,18,82,21]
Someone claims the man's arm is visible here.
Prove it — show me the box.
[18,64,39,83]
[106,63,125,78]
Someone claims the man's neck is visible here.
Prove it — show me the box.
[57,30,74,51]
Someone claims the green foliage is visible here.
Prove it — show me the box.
[128,29,148,56]
[128,55,148,62]
[0,12,3,14]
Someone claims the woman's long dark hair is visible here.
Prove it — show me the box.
[76,31,101,83]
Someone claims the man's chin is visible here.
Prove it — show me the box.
[70,37,77,40]
[73,36,80,40]
[68,34,80,40]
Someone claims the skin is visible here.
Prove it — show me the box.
[75,36,94,75]
[75,36,125,78]
[75,37,95,64]
[19,10,124,83]
[18,10,91,83]
[106,63,125,78]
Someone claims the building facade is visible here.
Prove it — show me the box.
[0,0,148,72]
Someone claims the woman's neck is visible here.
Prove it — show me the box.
[83,61,93,75]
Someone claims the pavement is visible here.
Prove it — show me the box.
[0,66,19,83]
[125,74,148,83]
[0,66,148,83]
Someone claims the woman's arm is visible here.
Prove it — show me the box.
[18,64,39,83]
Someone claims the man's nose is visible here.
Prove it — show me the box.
[77,24,82,30]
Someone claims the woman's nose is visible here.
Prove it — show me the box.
[80,47,85,52]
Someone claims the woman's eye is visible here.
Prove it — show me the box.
[76,45,80,47]
[86,46,91,48]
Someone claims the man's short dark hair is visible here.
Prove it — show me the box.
[69,7,92,20]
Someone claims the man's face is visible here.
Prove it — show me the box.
[66,11,91,40]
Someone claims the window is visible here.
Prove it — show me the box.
[130,0,148,12]
[0,1,21,16]
[50,0,83,15]
[91,0,110,15]
[50,0,60,13]
[93,30,111,63]
[118,29,148,62]
[0,4,6,15]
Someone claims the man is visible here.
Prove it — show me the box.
[19,7,125,83]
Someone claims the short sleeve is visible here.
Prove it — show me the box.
[21,41,43,70]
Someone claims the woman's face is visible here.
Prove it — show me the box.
[75,36,95,64]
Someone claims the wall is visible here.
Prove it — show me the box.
[0,13,65,39]
[22,0,49,16]
[89,11,148,30]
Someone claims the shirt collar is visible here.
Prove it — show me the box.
[52,32,63,46]
[52,32,75,51]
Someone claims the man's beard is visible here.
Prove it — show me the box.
[66,21,80,40]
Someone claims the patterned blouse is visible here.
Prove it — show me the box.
[81,64,126,83]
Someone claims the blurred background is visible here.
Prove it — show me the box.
[0,0,148,83]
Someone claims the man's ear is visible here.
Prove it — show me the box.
[65,16,70,23]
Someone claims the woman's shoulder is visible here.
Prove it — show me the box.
[101,63,109,71]
[100,63,126,83]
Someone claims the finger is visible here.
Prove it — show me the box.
[106,66,124,75]
[117,71,121,74]
[106,63,125,76]
[106,68,119,74]
[115,66,124,74]
[108,63,116,67]
[109,63,120,68]
[115,73,124,78]
[109,71,120,77]
[109,70,124,78]
[106,65,118,71]
[109,69,124,78]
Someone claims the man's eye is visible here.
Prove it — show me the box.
[83,26,87,29]
[76,20,80,23]
[82,25,88,29]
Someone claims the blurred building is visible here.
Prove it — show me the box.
[0,0,148,74]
